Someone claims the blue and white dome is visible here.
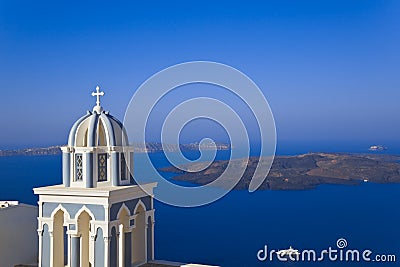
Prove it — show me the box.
[67,109,128,148]
[61,86,133,189]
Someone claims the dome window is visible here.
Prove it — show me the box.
[98,153,108,182]
[75,154,83,181]
[121,154,128,181]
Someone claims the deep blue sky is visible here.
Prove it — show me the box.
[0,1,399,149]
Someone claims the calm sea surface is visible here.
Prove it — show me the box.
[0,141,399,266]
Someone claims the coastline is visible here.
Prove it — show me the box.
[0,143,230,157]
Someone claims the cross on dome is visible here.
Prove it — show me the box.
[92,86,105,108]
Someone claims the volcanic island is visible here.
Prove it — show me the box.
[161,153,400,190]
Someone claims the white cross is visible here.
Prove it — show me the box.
[91,86,105,107]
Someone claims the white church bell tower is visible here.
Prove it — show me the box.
[34,87,157,267]
[61,86,133,189]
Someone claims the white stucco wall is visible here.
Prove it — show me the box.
[0,203,38,267]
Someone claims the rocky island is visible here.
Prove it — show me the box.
[161,153,400,190]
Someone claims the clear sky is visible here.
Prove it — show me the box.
[0,0,399,149]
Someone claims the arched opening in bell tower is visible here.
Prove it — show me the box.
[53,209,66,267]
[117,206,131,267]
[132,203,146,265]
[77,210,93,267]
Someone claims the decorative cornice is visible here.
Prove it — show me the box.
[34,182,157,198]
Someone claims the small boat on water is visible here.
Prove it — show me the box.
[276,246,300,257]
[369,145,387,151]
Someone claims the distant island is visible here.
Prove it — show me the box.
[0,146,62,156]
[161,153,400,190]
[0,142,230,157]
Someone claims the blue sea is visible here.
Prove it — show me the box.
[0,141,399,267]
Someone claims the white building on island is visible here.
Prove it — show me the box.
[34,87,156,267]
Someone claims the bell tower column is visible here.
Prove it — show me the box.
[37,229,43,267]
[104,236,111,267]
[71,234,81,267]
[118,224,125,267]
[85,152,94,188]
[61,147,72,187]
[111,151,120,186]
